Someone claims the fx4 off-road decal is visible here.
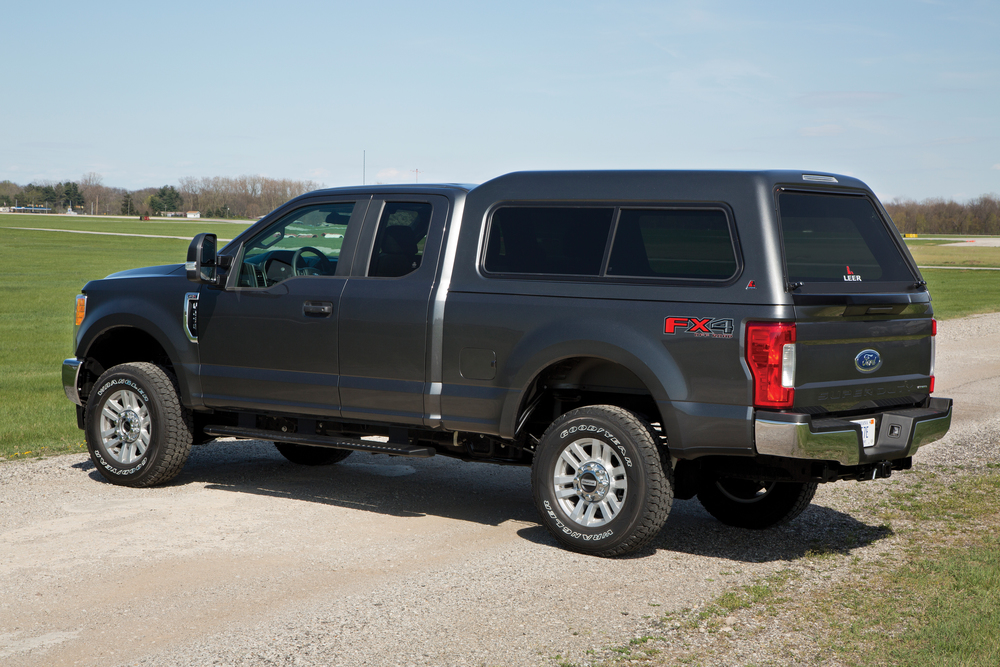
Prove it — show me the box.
[664,316,734,339]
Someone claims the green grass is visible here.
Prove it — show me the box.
[922,269,1000,320]
[826,473,1000,667]
[905,241,1000,268]
[0,212,250,242]
[0,226,195,458]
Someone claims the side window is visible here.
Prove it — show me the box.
[607,208,738,280]
[484,207,614,275]
[368,202,433,278]
[237,202,355,287]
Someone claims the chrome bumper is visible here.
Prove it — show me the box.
[62,358,83,406]
[755,397,953,466]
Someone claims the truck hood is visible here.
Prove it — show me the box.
[104,264,185,280]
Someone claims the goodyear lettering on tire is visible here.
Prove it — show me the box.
[543,500,614,541]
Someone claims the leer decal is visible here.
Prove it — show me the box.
[844,265,862,282]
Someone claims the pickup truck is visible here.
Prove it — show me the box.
[63,170,953,556]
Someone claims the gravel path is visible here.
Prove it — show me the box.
[1,312,997,667]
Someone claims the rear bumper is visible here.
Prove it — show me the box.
[62,357,83,406]
[754,397,952,466]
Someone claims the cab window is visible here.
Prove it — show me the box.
[368,202,433,278]
[237,203,355,287]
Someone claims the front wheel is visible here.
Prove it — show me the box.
[531,405,673,557]
[85,362,194,487]
[697,478,817,529]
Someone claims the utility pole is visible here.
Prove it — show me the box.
[411,168,419,183]
[363,150,366,185]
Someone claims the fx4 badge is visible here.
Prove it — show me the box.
[664,316,735,338]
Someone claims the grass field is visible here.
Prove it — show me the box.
[905,241,1000,268]
[0,214,251,459]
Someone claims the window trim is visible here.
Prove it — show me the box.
[479,200,744,286]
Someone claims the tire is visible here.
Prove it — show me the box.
[85,362,193,487]
[696,477,817,529]
[531,405,673,557]
[274,443,352,466]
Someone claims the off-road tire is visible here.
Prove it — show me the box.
[697,478,817,529]
[85,362,193,487]
[274,443,353,466]
[531,405,673,557]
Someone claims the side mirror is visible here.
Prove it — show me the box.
[186,233,218,284]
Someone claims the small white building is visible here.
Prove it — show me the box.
[186,211,201,219]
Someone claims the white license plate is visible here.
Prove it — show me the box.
[851,418,877,448]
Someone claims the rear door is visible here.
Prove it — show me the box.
[337,195,449,425]
[778,190,934,416]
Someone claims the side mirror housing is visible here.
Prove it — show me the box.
[186,233,218,284]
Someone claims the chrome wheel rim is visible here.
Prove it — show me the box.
[99,389,151,464]
[553,437,628,528]
[715,479,776,504]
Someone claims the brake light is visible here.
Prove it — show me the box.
[75,295,87,326]
[746,321,796,408]
[929,318,936,393]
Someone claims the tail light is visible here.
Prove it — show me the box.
[929,318,936,393]
[746,321,796,408]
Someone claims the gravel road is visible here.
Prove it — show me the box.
[2,312,998,667]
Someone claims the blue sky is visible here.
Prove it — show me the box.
[2,0,997,201]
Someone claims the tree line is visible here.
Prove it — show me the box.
[0,173,321,219]
[3,174,997,233]
[884,194,1000,235]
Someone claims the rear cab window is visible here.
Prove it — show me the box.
[777,191,916,291]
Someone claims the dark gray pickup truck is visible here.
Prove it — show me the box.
[63,170,952,556]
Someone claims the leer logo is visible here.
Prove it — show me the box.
[844,265,862,282]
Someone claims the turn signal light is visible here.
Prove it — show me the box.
[75,295,87,326]
[746,321,796,408]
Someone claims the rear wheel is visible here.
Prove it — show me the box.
[85,362,193,487]
[697,478,817,529]
[531,405,672,557]
[274,443,352,466]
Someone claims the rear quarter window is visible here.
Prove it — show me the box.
[484,207,614,275]
[607,208,737,280]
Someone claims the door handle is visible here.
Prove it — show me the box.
[303,301,333,316]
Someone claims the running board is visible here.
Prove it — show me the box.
[203,425,435,458]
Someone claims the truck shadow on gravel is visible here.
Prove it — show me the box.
[74,443,893,562]
[518,499,894,563]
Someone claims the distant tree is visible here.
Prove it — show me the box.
[0,180,19,206]
[149,185,183,214]
[121,192,134,216]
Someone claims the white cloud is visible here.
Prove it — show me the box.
[992,164,1000,170]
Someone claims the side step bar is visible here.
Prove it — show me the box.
[203,425,435,458]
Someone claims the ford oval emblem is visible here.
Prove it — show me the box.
[855,349,882,374]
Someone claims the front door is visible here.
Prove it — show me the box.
[198,197,369,416]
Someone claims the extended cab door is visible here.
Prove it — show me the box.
[196,196,370,416]
[337,195,449,425]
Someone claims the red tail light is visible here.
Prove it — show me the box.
[929,318,936,393]
[746,321,796,408]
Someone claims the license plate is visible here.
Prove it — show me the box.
[851,418,877,448]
